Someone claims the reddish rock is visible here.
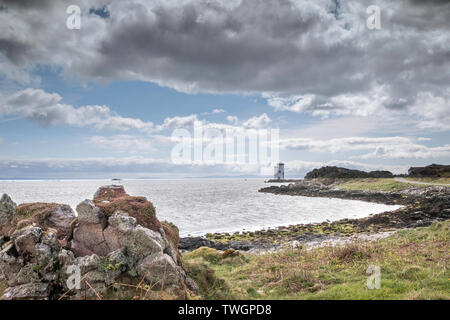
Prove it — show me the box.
[93,185,127,201]
[71,223,109,257]
[96,196,161,232]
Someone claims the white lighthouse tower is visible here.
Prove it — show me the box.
[274,163,285,180]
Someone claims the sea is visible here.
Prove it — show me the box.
[0,179,402,237]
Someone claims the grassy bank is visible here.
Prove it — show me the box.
[404,177,450,185]
[334,177,450,192]
[334,178,417,192]
[184,221,450,300]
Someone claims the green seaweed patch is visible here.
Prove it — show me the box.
[205,221,366,243]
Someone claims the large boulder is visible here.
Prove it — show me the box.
[68,186,190,298]
[93,186,161,232]
[1,202,76,246]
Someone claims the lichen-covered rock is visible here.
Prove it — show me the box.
[76,200,103,225]
[11,226,42,256]
[136,253,181,286]
[0,225,63,299]
[108,212,137,233]
[0,243,24,281]
[0,194,17,232]
[3,282,50,300]
[96,196,160,231]
[93,185,127,201]
[3,203,76,245]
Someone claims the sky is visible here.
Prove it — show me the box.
[0,0,449,179]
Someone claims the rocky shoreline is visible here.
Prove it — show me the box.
[0,186,198,300]
[179,179,450,252]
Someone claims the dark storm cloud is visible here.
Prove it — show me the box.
[0,38,32,64]
[83,0,367,97]
[0,0,53,9]
[0,0,449,128]
[408,0,449,6]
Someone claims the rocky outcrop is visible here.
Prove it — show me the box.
[304,166,393,180]
[408,164,450,178]
[1,202,76,248]
[0,186,196,300]
[179,236,275,252]
[259,182,450,232]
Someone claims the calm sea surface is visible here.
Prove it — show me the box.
[0,179,401,236]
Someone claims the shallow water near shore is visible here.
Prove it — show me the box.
[0,179,401,236]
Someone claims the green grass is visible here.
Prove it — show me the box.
[334,178,421,192]
[0,279,7,299]
[183,221,450,300]
[404,177,450,185]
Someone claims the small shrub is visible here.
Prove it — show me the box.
[185,247,223,264]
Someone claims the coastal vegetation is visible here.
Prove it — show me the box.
[184,221,450,300]
[1,165,449,300]
[334,178,419,192]
[404,177,450,185]
[334,178,450,192]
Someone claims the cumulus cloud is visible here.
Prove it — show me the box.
[226,115,239,125]
[280,135,450,159]
[1,0,448,129]
[281,136,412,153]
[359,144,450,160]
[243,113,272,128]
[87,135,156,153]
[155,114,199,131]
[201,108,226,115]
[0,88,154,131]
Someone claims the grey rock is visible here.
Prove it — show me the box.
[121,226,164,261]
[34,243,54,262]
[0,194,16,227]
[8,264,38,286]
[11,226,42,255]
[179,237,214,251]
[185,276,199,292]
[136,253,180,286]
[41,231,60,251]
[76,200,102,225]
[108,212,137,233]
[3,282,49,300]
[75,254,101,274]
[57,249,75,270]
